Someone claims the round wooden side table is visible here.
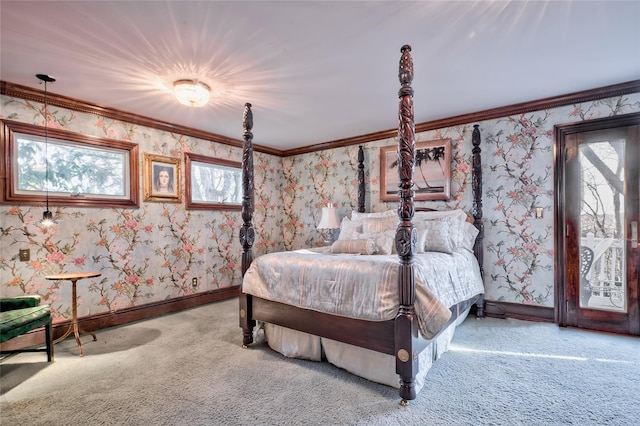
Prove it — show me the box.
[45,271,101,356]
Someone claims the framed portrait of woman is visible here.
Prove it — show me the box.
[143,153,181,202]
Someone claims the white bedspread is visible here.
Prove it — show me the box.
[242,247,483,340]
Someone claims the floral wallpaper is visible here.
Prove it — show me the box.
[0,95,284,322]
[2,90,639,326]
[282,93,640,308]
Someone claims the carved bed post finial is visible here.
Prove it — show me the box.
[471,124,485,317]
[398,45,414,98]
[395,44,418,404]
[357,146,365,213]
[239,102,256,347]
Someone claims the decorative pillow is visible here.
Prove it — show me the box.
[351,209,396,221]
[414,209,468,247]
[362,216,397,233]
[354,231,394,255]
[337,217,363,241]
[459,221,480,252]
[415,220,454,254]
[414,217,455,250]
[330,239,376,255]
[414,209,467,222]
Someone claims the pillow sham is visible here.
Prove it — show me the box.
[414,217,456,250]
[414,209,468,248]
[330,239,376,255]
[459,221,480,252]
[362,216,398,234]
[415,220,454,254]
[351,209,396,221]
[414,208,467,222]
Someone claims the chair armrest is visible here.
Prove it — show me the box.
[0,295,42,311]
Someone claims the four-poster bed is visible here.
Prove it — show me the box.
[239,45,484,404]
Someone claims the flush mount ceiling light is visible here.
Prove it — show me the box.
[173,79,211,107]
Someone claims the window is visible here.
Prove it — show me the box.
[185,152,242,210]
[1,120,139,208]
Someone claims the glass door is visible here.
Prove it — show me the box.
[558,114,639,336]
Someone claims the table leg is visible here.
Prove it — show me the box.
[53,279,97,356]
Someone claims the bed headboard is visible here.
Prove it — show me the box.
[354,97,483,275]
[471,124,484,276]
[357,146,365,213]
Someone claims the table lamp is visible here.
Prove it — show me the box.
[317,203,341,246]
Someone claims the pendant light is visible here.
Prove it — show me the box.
[36,73,56,227]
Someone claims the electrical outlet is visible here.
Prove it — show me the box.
[192,277,198,287]
[19,248,30,262]
[535,207,544,219]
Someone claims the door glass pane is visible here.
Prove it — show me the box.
[579,138,626,312]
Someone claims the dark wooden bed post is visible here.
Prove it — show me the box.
[357,145,366,213]
[394,45,419,405]
[471,124,485,317]
[239,102,256,346]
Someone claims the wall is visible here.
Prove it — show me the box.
[2,90,639,324]
[283,92,640,308]
[0,95,285,322]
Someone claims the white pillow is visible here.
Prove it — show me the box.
[414,209,468,247]
[414,209,467,221]
[351,209,396,221]
[460,221,480,252]
[414,217,456,250]
[362,216,398,233]
[337,217,362,240]
[415,220,454,254]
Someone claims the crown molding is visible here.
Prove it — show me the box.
[0,81,284,157]
[283,79,640,157]
[3,79,638,158]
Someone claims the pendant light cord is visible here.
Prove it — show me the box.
[44,79,49,212]
[36,74,56,223]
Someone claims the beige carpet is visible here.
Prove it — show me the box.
[1,298,638,425]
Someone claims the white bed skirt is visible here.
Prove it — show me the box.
[261,308,470,393]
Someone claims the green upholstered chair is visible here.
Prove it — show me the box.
[0,295,54,362]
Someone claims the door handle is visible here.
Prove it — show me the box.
[632,221,638,248]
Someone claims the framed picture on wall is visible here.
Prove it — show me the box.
[143,153,181,202]
[380,139,451,201]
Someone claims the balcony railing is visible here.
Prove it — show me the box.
[581,234,625,311]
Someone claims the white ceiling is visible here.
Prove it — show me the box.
[1,1,639,151]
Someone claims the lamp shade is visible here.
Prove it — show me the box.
[174,79,210,107]
[317,203,340,229]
